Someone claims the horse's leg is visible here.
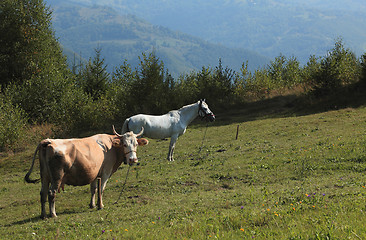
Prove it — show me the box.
[168,135,179,161]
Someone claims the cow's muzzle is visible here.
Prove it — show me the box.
[124,150,138,165]
[128,158,138,166]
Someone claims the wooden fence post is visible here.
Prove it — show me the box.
[236,125,239,140]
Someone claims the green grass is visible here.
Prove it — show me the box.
[1,105,366,239]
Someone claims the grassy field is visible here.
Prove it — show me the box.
[0,102,366,239]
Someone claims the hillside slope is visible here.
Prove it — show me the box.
[1,100,366,238]
[49,2,269,75]
[56,0,366,63]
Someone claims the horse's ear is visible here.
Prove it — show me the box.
[203,98,206,102]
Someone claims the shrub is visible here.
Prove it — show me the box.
[360,53,366,87]
[0,95,27,151]
[50,84,113,135]
[311,39,359,95]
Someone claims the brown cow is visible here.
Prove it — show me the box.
[25,126,148,219]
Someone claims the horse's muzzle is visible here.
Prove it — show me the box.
[207,114,215,122]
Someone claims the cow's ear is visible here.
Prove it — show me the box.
[137,138,149,146]
[112,138,122,147]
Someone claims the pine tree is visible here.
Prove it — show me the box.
[313,39,359,94]
[361,54,366,86]
[131,52,167,114]
[77,48,110,100]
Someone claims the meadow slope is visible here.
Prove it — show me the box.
[0,105,365,239]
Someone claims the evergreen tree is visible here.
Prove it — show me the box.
[213,58,235,101]
[110,60,135,118]
[77,48,110,100]
[302,55,321,90]
[313,39,359,94]
[268,54,286,88]
[284,56,301,87]
[131,52,168,114]
[361,54,366,86]
[173,72,200,107]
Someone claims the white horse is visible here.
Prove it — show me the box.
[122,99,215,161]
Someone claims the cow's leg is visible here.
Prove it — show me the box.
[39,157,50,219]
[89,179,97,209]
[48,161,64,218]
[97,175,110,209]
[40,179,49,219]
[48,184,58,218]
[48,174,62,218]
[168,135,179,161]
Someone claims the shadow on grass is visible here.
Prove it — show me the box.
[4,208,89,227]
[194,82,366,128]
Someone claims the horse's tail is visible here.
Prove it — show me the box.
[122,118,130,133]
[25,143,42,183]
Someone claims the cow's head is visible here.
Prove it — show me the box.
[112,126,148,165]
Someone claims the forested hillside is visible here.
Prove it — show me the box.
[56,0,366,63]
[48,2,269,76]
[1,0,366,153]
[1,1,366,238]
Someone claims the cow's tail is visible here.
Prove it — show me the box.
[121,118,130,133]
[24,143,42,183]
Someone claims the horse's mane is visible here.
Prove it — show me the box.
[177,102,197,111]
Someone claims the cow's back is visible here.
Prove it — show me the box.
[41,134,115,186]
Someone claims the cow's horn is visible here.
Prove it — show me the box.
[136,127,144,137]
[112,125,123,137]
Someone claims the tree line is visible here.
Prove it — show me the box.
[1,0,366,151]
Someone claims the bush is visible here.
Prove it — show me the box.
[311,39,360,95]
[360,53,366,87]
[0,95,27,151]
[50,84,114,135]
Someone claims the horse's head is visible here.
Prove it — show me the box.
[198,99,215,122]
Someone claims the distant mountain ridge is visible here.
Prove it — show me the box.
[52,0,366,63]
[46,1,269,76]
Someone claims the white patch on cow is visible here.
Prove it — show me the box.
[92,135,107,151]
[53,140,68,154]
[96,140,106,151]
